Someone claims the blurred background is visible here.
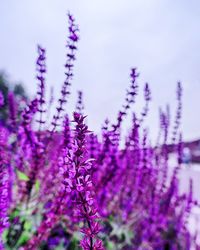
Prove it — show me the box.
[0,0,200,143]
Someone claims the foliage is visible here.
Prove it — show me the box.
[0,71,27,126]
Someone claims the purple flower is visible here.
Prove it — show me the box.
[36,45,46,131]
[51,13,79,133]
[0,127,10,248]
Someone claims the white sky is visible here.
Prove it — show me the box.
[1,0,200,142]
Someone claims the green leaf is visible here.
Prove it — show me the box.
[10,208,20,220]
[106,241,115,250]
[17,170,29,181]
[108,215,114,222]
[24,220,32,231]
[35,179,40,192]
[16,231,30,247]
[2,229,8,242]
[68,237,80,250]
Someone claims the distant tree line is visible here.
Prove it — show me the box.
[0,71,28,125]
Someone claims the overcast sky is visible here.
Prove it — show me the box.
[1,0,200,142]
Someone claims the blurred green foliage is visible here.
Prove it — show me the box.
[0,70,28,124]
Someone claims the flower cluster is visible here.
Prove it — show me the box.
[51,13,79,132]
[0,127,10,250]
[66,112,104,250]
[0,12,199,250]
[36,45,46,132]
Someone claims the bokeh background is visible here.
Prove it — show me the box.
[1,0,200,141]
